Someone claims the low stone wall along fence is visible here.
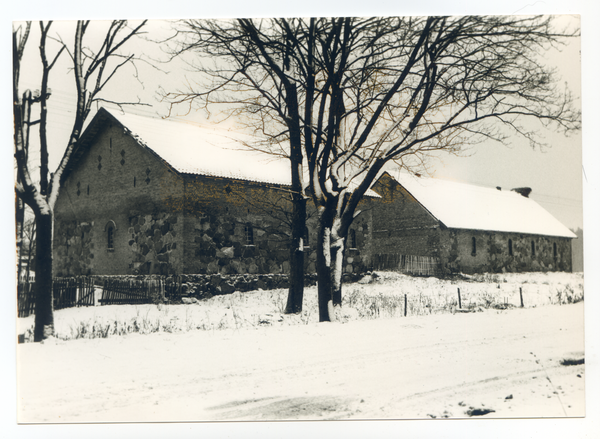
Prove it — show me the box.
[17,272,365,314]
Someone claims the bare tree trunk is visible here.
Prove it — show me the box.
[315,201,342,322]
[316,220,332,322]
[281,72,306,314]
[285,196,306,314]
[330,241,345,307]
[33,213,54,341]
[315,197,351,321]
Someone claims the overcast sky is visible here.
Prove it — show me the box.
[11,14,585,231]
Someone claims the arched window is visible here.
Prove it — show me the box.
[531,241,536,257]
[508,238,513,256]
[105,220,117,251]
[349,229,357,249]
[471,237,477,256]
[244,223,254,246]
[107,226,114,250]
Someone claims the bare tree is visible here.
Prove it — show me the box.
[166,18,314,313]
[13,20,147,341]
[167,16,580,321]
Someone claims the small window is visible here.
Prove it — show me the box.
[508,238,513,256]
[244,223,254,245]
[105,220,117,251]
[553,242,557,259]
[303,227,310,248]
[531,241,536,257]
[107,226,114,250]
[349,229,357,249]
[471,237,477,256]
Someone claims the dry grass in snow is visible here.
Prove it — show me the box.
[17,271,583,343]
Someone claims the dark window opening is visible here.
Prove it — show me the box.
[105,221,117,251]
[508,239,513,256]
[531,241,536,257]
[107,226,114,250]
[303,227,309,248]
[245,223,254,245]
[471,237,477,256]
[553,242,558,259]
[349,229,357,249]
[87,185,89,196]
[134,176,136,187]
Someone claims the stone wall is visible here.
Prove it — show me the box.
[439,229,573,274]
[343,208,373,273]
[182,175,307,275]
[369,173,573,274]
[53,220,96,276]
[54,118,372,276]
[370,173,442,260]
[53,119,184,276]
[80,272,366,300]
[126,212,181,275]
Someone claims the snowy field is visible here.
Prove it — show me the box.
[16,272,585,423]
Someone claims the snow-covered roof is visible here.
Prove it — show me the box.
[103,108,291,185]
[387,172,576,238]
[75,108,380,198]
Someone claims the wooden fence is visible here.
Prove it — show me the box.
[100,276,183,305]
[18,276,185,316]
[372,254,442,276]
[17,282,36,318]
[18,277,96,318]
[54,277,96,310]
[100,278,156,305]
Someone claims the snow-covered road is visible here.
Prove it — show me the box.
[17,302,584,423]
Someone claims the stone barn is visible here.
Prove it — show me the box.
[52,108,574,278]
[52,108,373,277]
[370,172,575,274]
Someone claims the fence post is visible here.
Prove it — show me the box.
[404,294,407,317]
[458,288,462,309]
[520,287,524,308]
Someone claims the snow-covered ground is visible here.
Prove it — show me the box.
[17,271,584,341]
[16,272,585,423]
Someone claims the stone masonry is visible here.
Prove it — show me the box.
[53,111,371,277]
